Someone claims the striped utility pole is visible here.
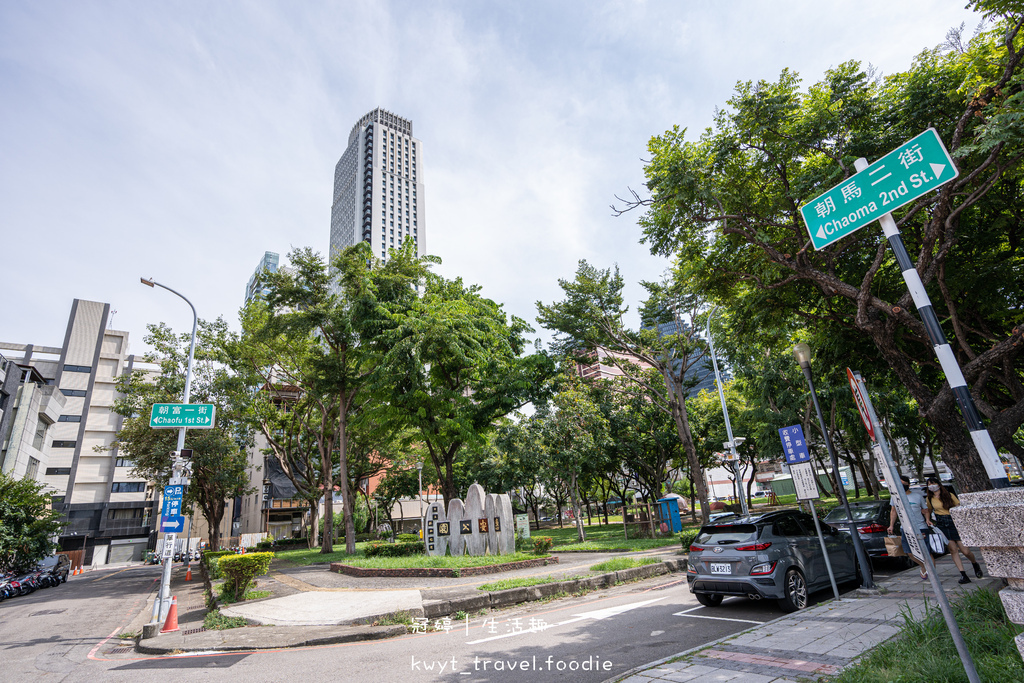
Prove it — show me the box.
[854,158,1009,489]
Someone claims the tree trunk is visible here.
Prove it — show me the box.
[337,410,355,555]
[569,470,586,543]
[667,378,710,524]
[929,401,994,493]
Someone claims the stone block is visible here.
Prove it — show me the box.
[463,484,488,556]
[950,489,1024,552]
[490,587,528,608]
[447,499,465,556]
[1017,632,1024,662]
[423,600,450,619]
[485,494,500,554]
[449,593,489,614]
[1000,586,1024,624]
[497,493,515,554]
[975,547,1024,580]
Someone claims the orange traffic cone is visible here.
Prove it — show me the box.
[161,595,180,633]
[185,566,192,581]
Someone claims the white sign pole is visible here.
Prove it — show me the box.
[791,462,840,601]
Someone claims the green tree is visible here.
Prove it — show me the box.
[627,13,1024,491]
[0,472,65,573]
[111,319,253,550]
[375,270,555,505]
[537,261,717,522]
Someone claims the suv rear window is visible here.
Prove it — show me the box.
[824,506,883,522]
[695,524,758,545]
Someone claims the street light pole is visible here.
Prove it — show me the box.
[793,343,874,588]
[707,307,748,515]
[417,462,424,522]
[141,277,198,624]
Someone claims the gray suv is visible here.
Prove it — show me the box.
[687,509,859,612]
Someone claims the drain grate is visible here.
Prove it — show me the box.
[182,626,207,635]
[30,609,67,616]
[107,647,134,654]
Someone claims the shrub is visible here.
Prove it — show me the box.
[218,552,274,602]
[679,529,700,549]
[202,550,233,580]
[396,533,420,543]
[256,540,273,550]
[532,536,553,554]
[364,541,424,558]
[515,535,533,552]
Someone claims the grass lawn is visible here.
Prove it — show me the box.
[476,575,584,591]
[537,522,698,552]
[273,544,376,566]
[335,552,542,569]
[826,588,1023,683]
[588,557,661,572]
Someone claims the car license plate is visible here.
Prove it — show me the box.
[709,563,731,574]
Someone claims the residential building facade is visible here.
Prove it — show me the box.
[330,107,425,264]
[0,299,155,565]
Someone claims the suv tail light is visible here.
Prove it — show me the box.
[750,561,777,575]
[735,542,772,551]
[858,523,887,534]
[689,545,702,552]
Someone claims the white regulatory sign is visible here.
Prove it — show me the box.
[790,462,820,500]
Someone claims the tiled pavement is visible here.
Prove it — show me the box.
[610,558,1000,683]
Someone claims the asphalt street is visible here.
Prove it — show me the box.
[1,559,905,683]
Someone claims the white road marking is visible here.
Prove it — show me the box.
[673,606,765,625]
[651,630,664,636]
[466,597,667,645]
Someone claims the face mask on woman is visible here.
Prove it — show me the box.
[928,484,940,492]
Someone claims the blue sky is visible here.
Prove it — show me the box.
[0,1,985,354]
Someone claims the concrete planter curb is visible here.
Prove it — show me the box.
[136,624,408,654]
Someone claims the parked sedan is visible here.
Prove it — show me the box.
[822,500,911,566]
[687,509,859,612]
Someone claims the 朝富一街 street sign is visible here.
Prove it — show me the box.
[149,403,216,429]
[800,128,959,249]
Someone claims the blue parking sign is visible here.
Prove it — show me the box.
[161,515,185,533]
[779,424,811,464]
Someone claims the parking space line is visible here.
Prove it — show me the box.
[673,607,765,624]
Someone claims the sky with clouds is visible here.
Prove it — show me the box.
[0,1,986,356]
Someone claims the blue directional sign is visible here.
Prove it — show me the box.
[161,515,185,533]
[778,425,811,464]
[161,484,184,517]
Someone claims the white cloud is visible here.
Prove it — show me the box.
[0,0,983,353]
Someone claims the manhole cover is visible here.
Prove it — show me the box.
[30,609,67,616]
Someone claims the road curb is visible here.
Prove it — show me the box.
[134,624,408,654]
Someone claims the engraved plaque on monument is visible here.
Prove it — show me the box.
[485,493,500,554]
[423,500,448,556]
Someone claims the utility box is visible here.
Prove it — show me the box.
[656,497,682,533]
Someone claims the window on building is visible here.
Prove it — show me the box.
[108,508,143,519]
[60,389,86,398]
[111,482,145,493]
[52,440,77,448]
[46,467,71,476]
[58,415,81,422]
[63,364,91,373]
[32,418,49,450]
[26,457,40,479]
[114,458,133,467]
[51,495,65,508]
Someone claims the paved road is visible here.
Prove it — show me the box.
[3,559,905,683]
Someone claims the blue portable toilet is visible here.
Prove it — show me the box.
[656,497,682,533]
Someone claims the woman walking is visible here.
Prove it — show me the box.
[926,477,983,584]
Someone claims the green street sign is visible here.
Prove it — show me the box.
[149,403,217,429]
[800,128,959,249]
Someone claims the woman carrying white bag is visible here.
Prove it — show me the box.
[887,476,933,580]
[926,476,983,585]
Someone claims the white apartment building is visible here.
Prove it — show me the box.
[0,299,155,565]
[330,108,425,264]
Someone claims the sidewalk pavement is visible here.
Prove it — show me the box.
[609,557,1000,683]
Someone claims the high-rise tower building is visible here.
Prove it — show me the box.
[330,108,425,264]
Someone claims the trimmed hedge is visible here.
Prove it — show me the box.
[396,533,420,543]
[364,541,424,558]
[202,550,234,580]
[218,551,274,602]
[679,529,700,550]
